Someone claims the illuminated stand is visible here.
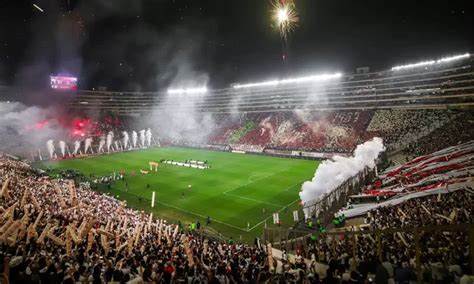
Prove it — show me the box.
[391,53,470,71]
[232,73,342,89]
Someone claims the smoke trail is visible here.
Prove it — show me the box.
[145,128,152,147]
[59,140,66,157]
[139,130,146,148]
[132,131,138,148]
[73,140,81,155]
[122,131,130,149]
[98,135,105,153]
[299,137,385,217]
[84,137,93,154]
[46,140,55,159]
[106,131,114,152]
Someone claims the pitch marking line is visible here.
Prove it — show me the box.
[224,167,291,194]
[248,172,269,182]
[247,182,303,232]
[224,193,283,207]
[153,199,248,231]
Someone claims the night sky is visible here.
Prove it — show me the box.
[0,0,473,91]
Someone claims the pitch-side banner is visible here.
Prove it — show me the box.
[293,210,299,222]
[273,213,279,224]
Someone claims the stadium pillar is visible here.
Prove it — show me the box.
[414,230,422,283]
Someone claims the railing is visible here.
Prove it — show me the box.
[300,158,383,226]
[263,223,474,283]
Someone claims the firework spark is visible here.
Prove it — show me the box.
[33,3,44,12]
[272,0,298,40]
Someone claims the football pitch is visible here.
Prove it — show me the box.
[41,147,319,241]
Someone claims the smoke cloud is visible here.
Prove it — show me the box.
[59,140,67,157]
[122,131,130,149]
[98,135,105,153]
[73,140,81,155]
[132,131,138,148]
[84,137,93,154]
[143,28,218,144]
[299,137,385,213]
[0,102,69,157]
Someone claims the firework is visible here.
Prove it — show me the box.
[272,0,298,40]
[33,4,44,12]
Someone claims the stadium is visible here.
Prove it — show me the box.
[1,1,473,283]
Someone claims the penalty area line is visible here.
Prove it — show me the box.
[223,192,284,207]
[247,182,303,232]
[224,167,291,194]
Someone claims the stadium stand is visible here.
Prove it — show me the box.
[365,109,458,150]
[1,139,473,283]
[405,111,474,156]
[1,54,473,283]
[68,55,474,114]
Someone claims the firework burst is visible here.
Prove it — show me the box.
[272,0,299,40]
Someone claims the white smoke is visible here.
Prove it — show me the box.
[145,128,152,147]
[46,139,55,159]
[122,131,130,149]
[132,131,138,148]
[146,29,217,144]
[139,130,145,148]
[59,140,66,157]
[98,135,105,153]
[84,137,93,154]
[106,131,114,152]
[299,137,385,217]
[73,140,81,155]
[0,102,69,157]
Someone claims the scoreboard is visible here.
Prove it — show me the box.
[50,76,78,90]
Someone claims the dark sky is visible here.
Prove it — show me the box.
[0,0,473,91]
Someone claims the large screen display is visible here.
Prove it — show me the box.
[50,76,78,90]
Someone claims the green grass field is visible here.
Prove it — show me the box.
[40,147,319,241]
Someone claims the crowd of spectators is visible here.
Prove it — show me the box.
[405,112,474,156]
[365,110,457,149]
[1,152,473,283]
[302,189,472,284]
[205,109,473,155]
[207,111,372,153]
[0,157,278,283]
